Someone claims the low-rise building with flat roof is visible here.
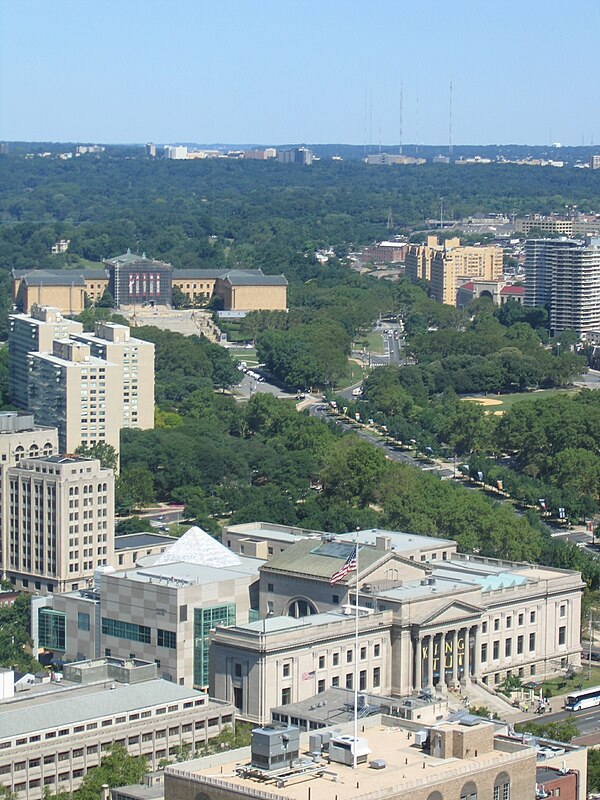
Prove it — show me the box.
[164,716,538,800]
[0,657,234,800]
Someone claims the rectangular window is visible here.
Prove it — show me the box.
[518,613,524,625]
[481,643,488,662]
[77,612,90,631]
[193,604,236,688]
[157,629,177,649]
[333,653,339,666]
[373,666,381,687]
[530,610,536,623]
[493,641,499,660]
[482,621,488,633]
[505,638,512,657]
[332,594,339,604]
[517,635,524,655]
[346,649,353,663]
[101,617,151,644]
[559,626,566,645]
[506,617,512,629]
[560,604,566,618]
[529,632,536,652]
[283,663,290,678]
[346,673,353,689]
[360,647,367,660]
[318,656,325,669]
[359,670,367,691]
[318,679,325,693]
[281,688,291,705]
[494,618,500,631]
[38,608,66,651]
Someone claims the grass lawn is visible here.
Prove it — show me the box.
[462,387,579,414]
[229,347,259,366]
[541,665,600,696]
[335,360,366,391]
[356,330,385,355]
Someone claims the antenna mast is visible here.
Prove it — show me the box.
[449,80,453,156]
[399,82,403,155]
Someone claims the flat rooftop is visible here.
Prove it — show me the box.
[170,722,529,800]
[338,529,454,552]
[113,555,263,586]
[114,532,178,550]
[0,679,206,740]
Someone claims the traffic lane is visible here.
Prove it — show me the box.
[531,704,600,737]
[309,405,445,471]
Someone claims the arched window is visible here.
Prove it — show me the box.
[427,792,443,800]
[14,445,24,462]
[287,598,317,618]
[29,444,39,458]
[460,781,478,800]
[493,771,510,800]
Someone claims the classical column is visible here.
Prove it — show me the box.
[462,627,470,684]
[452,629,459,686]
[472,625,481,679]
[436,632,445,689]
[414,635,422,690]
[427,634,434,687]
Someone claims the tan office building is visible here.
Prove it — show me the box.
[172,269,288,311]
[430,241,503,305]
[4,454,114,594]
[405,236,455,282]
[9,306,84,409]
[0,658,234,800]
[0,412,59,582]
[28,340,121,455]
[72,322,155,431]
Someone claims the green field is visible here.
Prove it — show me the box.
[541,664,600,695]
[463,387,579,414]
[229,347,259,367]
[358,330,385,355]
[335,360,366,391]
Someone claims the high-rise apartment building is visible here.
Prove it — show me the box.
[4,454,114,594]
[525,238,600,334]
[405,236,455,283]
[72,322,155,430]
[28,340,121,455]
[430,241,503,305]
[9,306,83,409]
[0,412,59,582]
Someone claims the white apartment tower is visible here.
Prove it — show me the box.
[9,306,83,409]
[72,322,155,430]
[28,340,121,455]
[4,455,114,593]
[525,238,600,334]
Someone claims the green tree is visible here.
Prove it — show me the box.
[75,745,147,800]
[74,442,119,472]
[171,285,188,309]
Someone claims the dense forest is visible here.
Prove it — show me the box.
[1,157,600,276]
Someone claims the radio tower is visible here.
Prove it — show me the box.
[399,82,404,155]
[449,80,453,156]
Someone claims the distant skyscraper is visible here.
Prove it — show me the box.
[146,142,156,158]
[164,145,188,160]
[525,238,600,334]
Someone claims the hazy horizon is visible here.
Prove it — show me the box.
[2,0,599,147]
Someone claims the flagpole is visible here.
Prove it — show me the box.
[354,535,359,770]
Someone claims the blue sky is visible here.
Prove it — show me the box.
[1,0,598,145]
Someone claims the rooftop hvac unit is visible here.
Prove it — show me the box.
[414,729,429,747]
[250,724,300,772]
[329,735,371,766]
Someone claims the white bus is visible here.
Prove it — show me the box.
[564,685,600,711]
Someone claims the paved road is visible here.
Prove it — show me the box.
[530,703,600,739]
[309,403,453,477]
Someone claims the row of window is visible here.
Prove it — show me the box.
[4,698,208,748]
[280,669,381,705]
[482,606,566,634]
[101,617,177,648]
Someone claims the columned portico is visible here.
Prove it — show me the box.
[412,620,480,690]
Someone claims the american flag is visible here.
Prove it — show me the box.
[330,546,358,585]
